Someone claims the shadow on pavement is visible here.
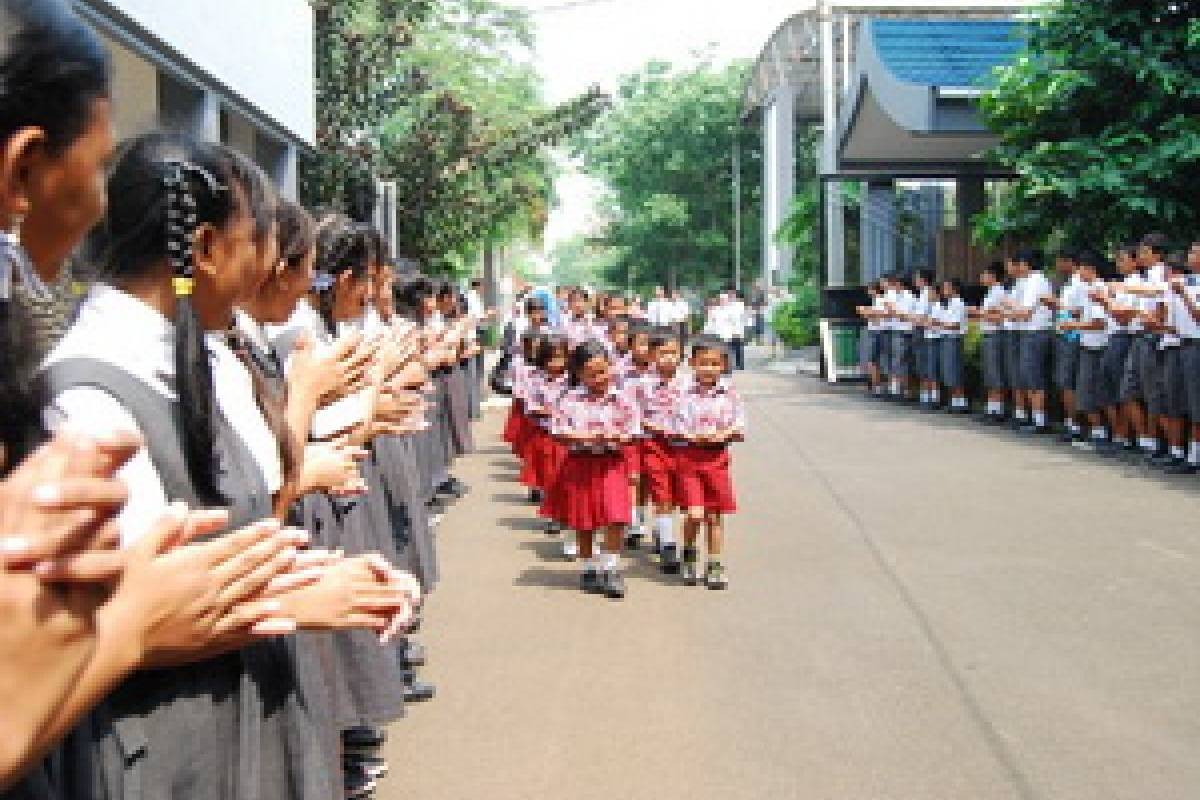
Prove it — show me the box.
[513,566,583,591]
[491,492,529,505]
[498,515,546,533]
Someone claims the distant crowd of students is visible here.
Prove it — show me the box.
[857,235,1200,472]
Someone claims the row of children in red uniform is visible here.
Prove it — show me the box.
[503,317,746,598]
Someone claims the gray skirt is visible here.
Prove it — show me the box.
[1019,329,1053,391]
[919,337,941,382]
[1006,330,1023,390]
[446,362,475,457]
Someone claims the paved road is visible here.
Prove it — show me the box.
[383,367,1200,800]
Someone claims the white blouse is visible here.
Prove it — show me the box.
[44,284,281,543]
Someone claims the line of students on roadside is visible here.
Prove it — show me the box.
[500,289,746,597]
[857,234,1200,473]
[0,3,485,798]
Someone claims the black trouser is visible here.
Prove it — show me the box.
[731,337,746,371]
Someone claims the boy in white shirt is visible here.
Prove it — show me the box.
[1171,240,1200,472]
[969,262,1010,422]
[1005,250,1055,433]
[1061,251,1114,449]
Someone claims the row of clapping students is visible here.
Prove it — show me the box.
[0,2,482,797]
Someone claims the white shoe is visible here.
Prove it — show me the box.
[561,538,579,560]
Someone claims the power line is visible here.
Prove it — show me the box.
[524,0,623,14]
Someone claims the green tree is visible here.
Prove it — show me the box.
[975,0,1200,249]
[573,59,762,293]
[549,234,620,288]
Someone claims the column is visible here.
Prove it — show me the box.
[762,91,795,291]
[279,144,299,200]
[198,89,221,143]
[821,8,845,288]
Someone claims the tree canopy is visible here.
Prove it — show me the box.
[572,59,762,293]
[303,0,608,273]
[976,0,1200,250]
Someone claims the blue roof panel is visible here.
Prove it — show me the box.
[871,19,1025,88]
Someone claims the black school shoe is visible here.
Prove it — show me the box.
[580,569,604,594]
[398,640,426,668]
[529,487,543,504]
[344,769,377,799]
[681,549,700,586]
[1018,424,1049,436]
[345,753,389,780]
[704,563,728,591]
[659,543,681,574]
[601,570,626,599]
[624,530,643,551]
[438,476,469,499]
[342,726,386,750]
[401,669,436,703]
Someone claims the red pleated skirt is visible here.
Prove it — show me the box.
[503,399,524,445]
[519,428,567,490]
[540,450,632,532]
[621,441,643,477]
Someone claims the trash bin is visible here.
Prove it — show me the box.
[832,323,861,369]
[819,319,865,383]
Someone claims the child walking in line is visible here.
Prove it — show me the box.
[623,322,657,549]
[519,335,573,548]
[541,341,640,599]
[510,331,549,501]
[674,336,746,590]
[636,327,690,573]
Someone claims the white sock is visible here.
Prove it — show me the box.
[920,390,929,403]
[1188,442,1200,465]
[1092,427,1108,440]
[954,397,967,409]
[930,389,940,403]
[1171,446,1185,459]
[655,515,676,546]
[1033,411,1046,427]
[630,506,642,530]
[1115,437,1130,446]
[583,555,598,573]
[986,401,1002,415]
[1070,422,1082,435]
[1139,437,1157,451]
[602,551,619,572]
[1015,409,1028,421]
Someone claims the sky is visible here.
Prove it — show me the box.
[504,0,811,260]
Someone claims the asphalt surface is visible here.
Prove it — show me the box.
[383,366,1200,800]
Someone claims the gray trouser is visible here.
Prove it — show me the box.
[981,333,1007,390]
[1075,347,1112,414]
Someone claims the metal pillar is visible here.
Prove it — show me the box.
[762,92,795,291]
[820,6,845,288]
[198,89,221,143]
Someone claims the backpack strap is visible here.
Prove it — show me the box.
[39,358,202,508]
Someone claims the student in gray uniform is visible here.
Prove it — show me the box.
[1061,251,1114,449]
[1170,241,1200,472]
[855,281,885,396]
[1002,259,1026,427]
[1009,249,1055,434]
[884,275,916,400]
[1095,245,1141,454]
[936,279,970,413]
[969,262,1010,422]
[912,270,938,408]
[1048,249,1084,441]
[1118,234,1170,460]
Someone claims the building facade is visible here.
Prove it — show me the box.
[73,0,315,198]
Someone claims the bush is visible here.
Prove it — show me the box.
[770,286,820,349]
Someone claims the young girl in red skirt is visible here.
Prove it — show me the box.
[622,322,657,550]
[518,335,572,538]
[541,340,640,599]
[673,335,746,590]
[634,327,690,573]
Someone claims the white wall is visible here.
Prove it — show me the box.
[99,0,314,145]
